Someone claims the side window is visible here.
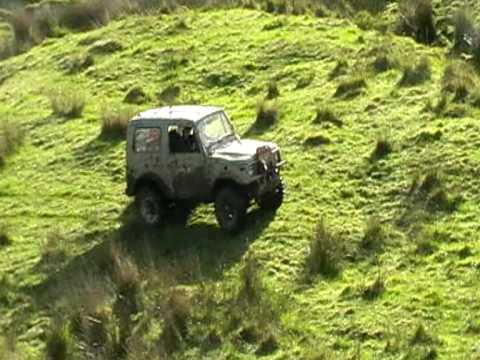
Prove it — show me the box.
[134,128,161,153]
[168,125,199,154]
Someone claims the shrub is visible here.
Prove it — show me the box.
[266,80,279,100]
[59,0,110,31]
[101,106,135,139]
[0,120,24,167]
[313,107,343,127]
[360,216,386,251]
[306,219,343,278]
[334,78,366,99]
[370,137,392,161]
[397,0,437,44]
[49,87,86,118]
[45,323,70,360]
[399,57,431,87]
[255,101,279,129]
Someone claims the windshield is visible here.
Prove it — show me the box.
[198,111,235,149]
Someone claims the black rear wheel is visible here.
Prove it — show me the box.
[136,186,164,227]
[215,187,248,233]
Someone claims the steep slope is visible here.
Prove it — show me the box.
[1,7,480,359]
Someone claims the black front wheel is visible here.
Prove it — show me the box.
[215,187,248,233]
[257,179,284,210]
[136,187,165,227]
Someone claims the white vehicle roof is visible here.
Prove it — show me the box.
[134,105,223,123]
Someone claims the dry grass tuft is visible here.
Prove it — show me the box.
[399,57,431,86]
[306,218,344,278]
[255,100,279,129]
[101,106,136,139]
[48,87,86,118]
[0,120,24,167]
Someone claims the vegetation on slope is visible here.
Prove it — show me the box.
[1,1,480,359]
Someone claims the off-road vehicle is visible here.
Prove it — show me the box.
[126,105,285,233]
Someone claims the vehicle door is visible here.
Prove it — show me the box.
[166,122,209,200]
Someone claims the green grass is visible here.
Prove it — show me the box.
[1,5,480,359]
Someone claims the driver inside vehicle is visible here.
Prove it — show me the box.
[181,126,197,152]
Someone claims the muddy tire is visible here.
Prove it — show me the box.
[136,186,164,227]
[257,179,284,210]
[215,187,248,233]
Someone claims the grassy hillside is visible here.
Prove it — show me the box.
[2,4,480,360]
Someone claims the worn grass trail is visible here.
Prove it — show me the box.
[1,7,480,359]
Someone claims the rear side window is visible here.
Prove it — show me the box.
[134,128,161,153]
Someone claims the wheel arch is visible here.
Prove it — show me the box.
[133,173,171,199]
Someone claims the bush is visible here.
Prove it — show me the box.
[304,134,331,147]
[124,86,149,105]
[101,106,136,139]
[59,0,110,31]
[399,57,431,87]
[255,101,279,129]
[0,120,24,167]
[158,84,181,104]
[397,0,437,44]
[306,219,343,278]
[49,87,86,118]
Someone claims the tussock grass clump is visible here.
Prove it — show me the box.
[61,52,94,74]
[41,229,67,264]
[304,134,331,147]
[255,101,279,129]
[239,252,262,303]
[158,84,181,104]
[306,219,344,278]
[313,107,343,127]
[0,120,24,167]
[370,137,392,161]
[49,87,85,118]
[159,289,192,354]
[334,78,366,99]
[124,86,149,105]
[361,275,385,300]
[397,0,437,44]
[101,106,135,139]
[442,61,476,102]
[88,39,124,55]
[409,171,460,213]
[0,224,10,247]
[399,57,431,87]
[266,80,280,100]
[360,217,386,251]
[411,323,434,345]
[45,323,70,360]
[295,73,315,89]
[329,60,348,80]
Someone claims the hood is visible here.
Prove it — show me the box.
[211,139,277,161]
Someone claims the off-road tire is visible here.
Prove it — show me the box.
[136,186,165,227]
[257,179,284,210]
[215,187,248,233]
